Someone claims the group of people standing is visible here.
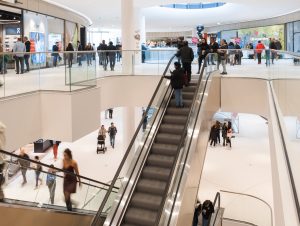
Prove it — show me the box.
[209,121,233,148]
[11,37,31,74]
[97,40,122,71]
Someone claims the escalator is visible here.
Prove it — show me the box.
[0,149,119,226]
[92,54,220,226]
[121,82,197,225]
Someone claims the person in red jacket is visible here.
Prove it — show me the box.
[256,41,265,64]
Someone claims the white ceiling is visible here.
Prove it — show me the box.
[49,0,300,31]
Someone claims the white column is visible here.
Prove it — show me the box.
[121,0,146,73]
[121,0,135,74]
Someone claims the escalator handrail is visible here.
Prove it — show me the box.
[209,192,221,226]
[269,82,300,223]
[160,53,218,226]
[92,55,177,224]
[0,149,118,190]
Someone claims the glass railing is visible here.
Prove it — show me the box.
[0,49,177,99]
[220,190,273,226]
[0,149,119,214]
[91,54,178,226]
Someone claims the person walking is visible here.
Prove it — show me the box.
[23,37,31,72]
[66,42,74,68]
[142,110,148,132]
[164,62,185,108]
[116,42,122,62]
[77,41,83,66]
[46,164,57,205]
[269,38,277,64]
[108,123,117,149]
[13,38,26,74]
[193,201,202,226]
[222,122,228,146]
[98,125,107,150]
[228,42,236,66]
[51,141,61,161]
[52,42,60,67]
[142,43,148,63]
[18,148,30,185]
[209,123,218,147]
[0,45,8,74]
[234,42,242,65]
[256,41,265,64]
[227,125,233,148]
[196,38,210,74]
[209,37,219,65]
[202,200,214,226]
[63,149,81,211]
[219,39,228,75]
[107,41,117,71]
[34,156,43,189]
[108,108,113,119]
[98,40,108,70]
[176,41,194,84]
[85,43,93,66]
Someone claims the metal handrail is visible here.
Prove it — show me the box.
[269,81,300,224]
[91,55,177,226]
[209,192,221,226]
[0,149,118,190]
[220,189,273,226]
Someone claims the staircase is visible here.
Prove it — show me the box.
[121,82,198,226]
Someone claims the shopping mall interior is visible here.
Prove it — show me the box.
[0,0,300,226]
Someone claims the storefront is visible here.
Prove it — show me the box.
[287,21,300,53]
[221,24,285,49]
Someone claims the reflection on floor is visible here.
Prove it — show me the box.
[198,114,273,213]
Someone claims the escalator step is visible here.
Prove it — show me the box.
[131,192,163,210]
[142,166,171,181]
[156,133,182,145]
[124,208,157,226]
[169,99,193,108]
[182,86,197,92]
[163,115,187,124]
[147,154,175,168]
[159,124,185,134]
[166,107,190,116]
[182,92,195,99]
[137,179,166,195]
[152,143,178,156]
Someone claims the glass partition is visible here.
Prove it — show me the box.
[0,149,118,213]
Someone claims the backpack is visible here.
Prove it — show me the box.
[46,173,56,186]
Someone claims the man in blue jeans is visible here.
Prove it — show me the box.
[108,123,117,149]
[164,62,185,108]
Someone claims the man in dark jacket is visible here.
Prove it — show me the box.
[23,37,31,72]
[176,41,194,84]
[197,38,210,74]
[107,42,117,71]
[269,38,277,64]
[98,40,108,70]
[52,42,59,67]
[77,41,83,66]
[209,37,219,65]
[164,62,185,108]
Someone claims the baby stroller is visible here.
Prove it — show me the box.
[97,134,107,154]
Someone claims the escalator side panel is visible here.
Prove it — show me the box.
[0,204,104,226]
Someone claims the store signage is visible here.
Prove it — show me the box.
[5,27,21,35]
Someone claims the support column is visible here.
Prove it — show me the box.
[121,0,146,73]
[122,107,136,149]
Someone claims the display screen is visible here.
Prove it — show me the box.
[29,32,46,64]
[5,27,21,35]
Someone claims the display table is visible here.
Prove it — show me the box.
[34,139,52,153]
